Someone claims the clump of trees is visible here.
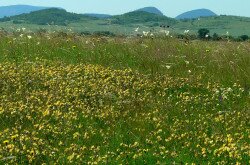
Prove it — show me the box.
[198,28,210,39]
[197,28,249,42]
[239,35,249,41]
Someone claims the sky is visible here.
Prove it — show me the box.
[0,0,250,18]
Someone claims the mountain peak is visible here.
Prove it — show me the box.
[176,8,217,19]
[136,7,164,16]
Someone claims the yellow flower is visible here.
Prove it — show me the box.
[11,134,18,141]
[67,153,75,161]
[73,132,80,139]
[3,140,9,145]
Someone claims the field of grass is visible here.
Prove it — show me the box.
[2,14,250,37]
[0,32,249,164]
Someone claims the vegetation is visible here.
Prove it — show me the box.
[198,28,210,39]
[4,8,95,26]
[239,35,249,41]
[135,7,164,16]
[176,9,217,20]
[0,32,249,164]
[111,11,177,25]
[1,8,250,37]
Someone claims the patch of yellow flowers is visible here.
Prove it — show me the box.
[0,59,249,164]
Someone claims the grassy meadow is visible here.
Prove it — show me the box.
[0,31,249,164]
[2,14,250,37]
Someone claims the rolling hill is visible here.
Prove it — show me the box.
[136,7,164,16]
[176,9,217,20]
[175,15,250,36]
[83,7,164,19]
[111,11,177,25]
[0,7,250,36]
[0,8,96,26]
[0,5,51,18]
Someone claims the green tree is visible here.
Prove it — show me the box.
[239,35,249,41]
[212,33,219,41]
[198,28,210,39]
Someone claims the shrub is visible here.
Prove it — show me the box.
[239,35,249,41]
[198,28,210,39]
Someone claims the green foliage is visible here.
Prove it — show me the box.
[93,31,115,37]
[0,16,10,22]
[5,8,95,26]
[0,34,249,164]
[12,20,23,24]
[212,33,220,41]
[239,35,249,41]
[198,28,210,39]
[111,11,177,25]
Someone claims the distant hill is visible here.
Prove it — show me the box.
[111,11,177,25]
[176,9,217,20]
[1,8,96,26]
[135,7,164,16]
[83,13,112,18]
[0,5,51,18]
[175,14,250,36]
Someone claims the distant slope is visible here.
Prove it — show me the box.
[176,9,217,19]
[83,13,112,18]
[136,7,164,16]
[111,11,177,25]
[1,8,96,26]
[175,15,250,36]
[0,5,51,18]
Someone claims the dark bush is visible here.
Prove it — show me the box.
[239,35,249,41]
[93,31,115,37]
[198,28,210,39]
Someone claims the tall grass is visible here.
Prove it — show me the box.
[0,33,249,164]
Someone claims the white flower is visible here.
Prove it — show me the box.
[188,70,191,73]
[226,31,229,36]
[150,33,154,37]
[135,27,139,32]
[185,61,190,65]
[165,30,170,36]
[166,65,171,69]
[20,34,24,37]
[27,35,32,39]
[22,27,26,31]
[227,87,233,92]
[143,31,149,36]
[184,30,189,34]
[205,34,209,38]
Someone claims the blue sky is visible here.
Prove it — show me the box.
[0,0,249,17]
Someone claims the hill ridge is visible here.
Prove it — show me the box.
[176,8,217,19]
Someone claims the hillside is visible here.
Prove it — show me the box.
[0,5,50,18]
[175,15,250,36]
[0,8,96,26]
[136,7,164,16]
[0,7,250,36]
[111,11,177,25]
[176,9,217,20]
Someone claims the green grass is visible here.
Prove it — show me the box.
[2,14,250,36]
[0,33,249,164]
